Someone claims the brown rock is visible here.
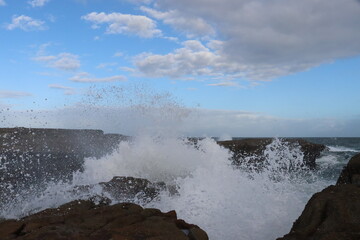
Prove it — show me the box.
[188,228,209,240]
[337,153,360,185]
[0,200,208,240]
[277,184,360,240]
[217,138,325,169]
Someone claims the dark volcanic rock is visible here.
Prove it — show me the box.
[0,127,128,199]
[72,176,174,204]
[217,138,325,169]
[0,200,208,240]
[278,153,360,240]
[277,184,360,240]
[337,153,360,185]
[0,127,128,156]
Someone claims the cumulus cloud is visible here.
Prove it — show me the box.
[82,12,161,38]
[133,0,360,79]
[49,84,76,95]
[28,0,50,7]
[207,82,240,87]
[0,0,6,6]
[34,53,81,71]
[69,72,127,83]
[134,39,293,81]
[140,6,215,38]
[6,15,46,31]
[0,90,32,99]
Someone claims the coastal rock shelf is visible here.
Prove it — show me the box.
[0,200,208,240]
[278,153,360,240]
[217,138,325,169]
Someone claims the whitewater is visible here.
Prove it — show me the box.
[1,134,337,240]
[1,87,357,240]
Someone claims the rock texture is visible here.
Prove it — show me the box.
[278,153,360,240]
[277,185,360,240]
[0,200,208,240]
[337,153,360,185]
[72,176,176,204]
[217,138,325,169]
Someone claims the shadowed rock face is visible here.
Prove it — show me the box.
[0,127,128,156]
[337,153,360,185]
[217,138,325,169]
[0,200,208,240]
[278,153,360,240]
[277,185,360,240]
[0,128,128,198]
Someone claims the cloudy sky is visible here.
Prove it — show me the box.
[1,0,360,137]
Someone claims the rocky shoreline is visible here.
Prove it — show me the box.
[0,200,208,240]
[1,127,359,239]
[277,153,360,240]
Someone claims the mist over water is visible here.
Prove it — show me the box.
[0,85,337,239]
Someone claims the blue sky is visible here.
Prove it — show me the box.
[1,0,360,136]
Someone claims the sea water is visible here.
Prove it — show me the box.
[0,86,359,239]
[2,135,358,239]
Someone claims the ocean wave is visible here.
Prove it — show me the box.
[327,146,359,153]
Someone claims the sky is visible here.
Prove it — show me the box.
[1,0,360,137]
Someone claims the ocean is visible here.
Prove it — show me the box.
[0,136,359,240]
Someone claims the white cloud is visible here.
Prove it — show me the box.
[134,39,290,82]
[28,0,50,7]
[114,52,123,57]
[49,84,76,95]
[0,0,6,6]
[0,90,32,98]
[69,72,127,83]
[96,62,117,69]
[134,0,360,79]
[207,82,240,87]
[6,15,46,31]
[140,6,215,38]
[82,12,162,38]
[34,53,81,71]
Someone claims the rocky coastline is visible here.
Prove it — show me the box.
[277,153,360,240]
[1,127,359,239]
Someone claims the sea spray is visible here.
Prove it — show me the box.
[0,86,335,239]
[1,136,332,239]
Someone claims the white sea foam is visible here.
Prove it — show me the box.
[0,136,332,240]
[0,86,333,239]
[316,155,339,166]
[327,145,358,153]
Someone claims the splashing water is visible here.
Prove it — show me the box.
[0,86,334,239]
[1,136,332,240]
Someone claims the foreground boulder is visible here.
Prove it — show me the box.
[217,138,325,169]
[277,184,360,240]
[278,153,360,240]
[0,200,208,240]
[337,153,360,185]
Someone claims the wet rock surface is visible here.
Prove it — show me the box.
[0,200,208,240]
[278,153,360,240]
[72,176,176,204]
[217,138,325,169]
